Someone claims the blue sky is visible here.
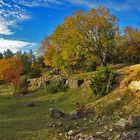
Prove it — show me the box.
[0,0,140,52]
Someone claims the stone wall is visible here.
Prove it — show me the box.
[28,76,92,90]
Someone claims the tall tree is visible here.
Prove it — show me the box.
[0,58,24,96]
[0,52,3,59]
[50,7,118,66]
[120,26,140,63]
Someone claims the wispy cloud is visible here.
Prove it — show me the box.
[0,0,30,35]
[0,20,13,35]
[0,0,139,52]
[11,0,140,12]
[0,38,36,52]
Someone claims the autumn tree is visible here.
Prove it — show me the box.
[43,45,57,67]
[120,26,140,63]
[0,58,24,95]
[50,7,118,66]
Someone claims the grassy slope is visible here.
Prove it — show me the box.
[0,64,140,140]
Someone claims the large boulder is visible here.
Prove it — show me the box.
[49,108,65,119]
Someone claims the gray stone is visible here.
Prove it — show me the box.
[69,110,83,119]
[115,118,130,131]
[49,122,63,128]
[68,130,77,136]
[24,102,35,107]
[50,108,65,119]
[119,131,140,140]
[129,115,140,128]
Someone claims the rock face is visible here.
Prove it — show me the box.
[49,108,65,119]
[28,76,50,90]
[67,79,85,89]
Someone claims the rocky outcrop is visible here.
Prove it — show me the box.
[28,76,50,89]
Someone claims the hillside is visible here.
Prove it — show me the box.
[0,64,140,140]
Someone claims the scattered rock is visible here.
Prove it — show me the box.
[24,102,35,107]
[69,110,82,119]
[118,131,140,140]
[129,115,140,128]
[115,118,130,131]
[68,130,77,136]
[49,122,63,128]
[49,122,57,128]
[50,108,65,119]
[73,133,103,140]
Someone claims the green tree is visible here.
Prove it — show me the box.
[120,26,140,63]
[0,52,3,59]
[3,49,14,58]
[50,7,118,66]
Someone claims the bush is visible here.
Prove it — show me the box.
[20,75,30,87]
[91,66,115,96]
[28,69,41,78]
[14,75,29,95]
[82,62,97,72]
[43,80,68,94]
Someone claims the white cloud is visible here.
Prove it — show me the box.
[11,0,140,12]
[0,38,36,52]
[0,21,13,35]
[0,0,30,35]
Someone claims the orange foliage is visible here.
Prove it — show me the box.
[0,58,24,86]
[43,45,56,66]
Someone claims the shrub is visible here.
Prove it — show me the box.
[83,62,97,72]
[28,69,41,78]
[14,75,30,96]
[91,66,115,96]
[43,80,68,94]
[20,75,30,87]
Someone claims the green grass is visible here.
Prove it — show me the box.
[0,84,97,140]
[0,81,139,140]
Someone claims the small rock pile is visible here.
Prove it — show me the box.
[66,130,103,140]
[115,115,140,130]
